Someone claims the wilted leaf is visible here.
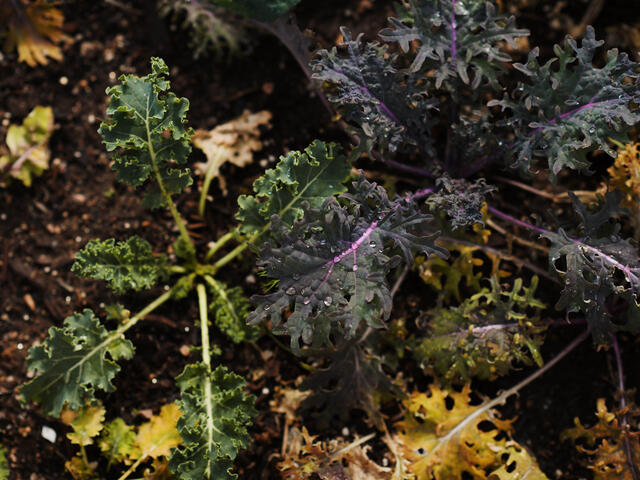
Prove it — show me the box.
[99,418,136,466]
[67,404,106,446]
[563,398,640,480]
[20,309,135,416]
[131,403,182,461]
[606,142,640,210]
[1,0,71,66]
[278,427,391,480]
[394,384,548,480]
[0,106,54,187]
[72,236,168,295]
[193,110,272,196]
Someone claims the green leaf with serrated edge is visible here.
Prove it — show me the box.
[206,279,259,343]
[248,175,446,353]
[544,192,640,342]
[213,0,301,22]
[20,309,134,416]
[72,236,167,295]
[98,57,193,209]
[0,105,54,187]
[67,404,106,446]
[414,276,546,383]
[0,445,8,480]
[489,26,640,178]
[235,140,351,235]
[99,418,135,466]
[169,364,257,480]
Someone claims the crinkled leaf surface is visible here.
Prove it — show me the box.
[311,28,436,155]
[414,277,546,383]
[395,385,548,480]
[544,192,640,342]
[169,364,256,480]
[236,140,351,235]
[72,236,167,295]
[0,105,54,187]
[1,0,70,66]
[67,404,106,446]
[130,403,182,461]
[379,0,527,89]
[99,418,136,466]
[427,177,494,230]
[20,309,134,416]
[213,0,301,21]
[98,57,193,208]
[0,445,8,480]
[563,398,640,480]
[248,176,445,352]
[206,279,259,343]
[490,27,640,177]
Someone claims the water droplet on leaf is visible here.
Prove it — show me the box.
[323,296,332,306]
[286,287,296,295]
[303,297,311,305]
[352,265,359,271]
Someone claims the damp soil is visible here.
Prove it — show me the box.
[0,1,638,479]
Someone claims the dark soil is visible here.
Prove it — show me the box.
[1,1,639,479]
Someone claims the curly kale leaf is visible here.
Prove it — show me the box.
[213,0,301,22]
[311,28,436,155]
[300,339,396,426]
[379,0,528,90]
[414,276,546,383]
[489,27,640,177]
[427,176,494,229]
[20,310,134,416]
[71,236,168,295]
[98,57,193,209]
[545,192,640,342]
[169,364,257,480]
[236,140,351,235]
[206,278,259,343]
[247,176,446,352]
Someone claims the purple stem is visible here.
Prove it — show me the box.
[611,333,639,480]
[487,206,551,236]
[358,86,400,123]
[530,96,618,136]
[307,187,434,297]
[450,0,458,62]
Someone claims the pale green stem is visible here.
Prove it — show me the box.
[199,148,227,217]
[145,107,193,249]
[79,445,90,472]
[204,230,237,262]
[209,243,249,273]
[196,283,215,478]
[117,455,146,480]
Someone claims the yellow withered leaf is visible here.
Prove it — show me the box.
[563,398,640,480]
[2,1,71,67]
[130,403,182,461]
[394,385,548,480]
[606,142,640,210]
[66,404,106,447]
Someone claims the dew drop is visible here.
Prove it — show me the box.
[303,297,311,305]
[323,296,333,306]
[588,127,596,134]
[286,287,296,295]
[369,241,377,248]
[263,304,271,311]
[352,264,359,271]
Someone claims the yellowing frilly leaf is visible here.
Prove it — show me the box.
[563,398,640,480]
[130,403,182,461]
[278,427,390,480]
[193,109,272,196]
[65,455,98,480]
[99,418,136,466]
[0,106,54,187]
[2,1,71,67]
[605,142,640,211]
[67,405,106,447]
[394,385,547,480]
[143,458,173,480]
[270,384,311,428]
